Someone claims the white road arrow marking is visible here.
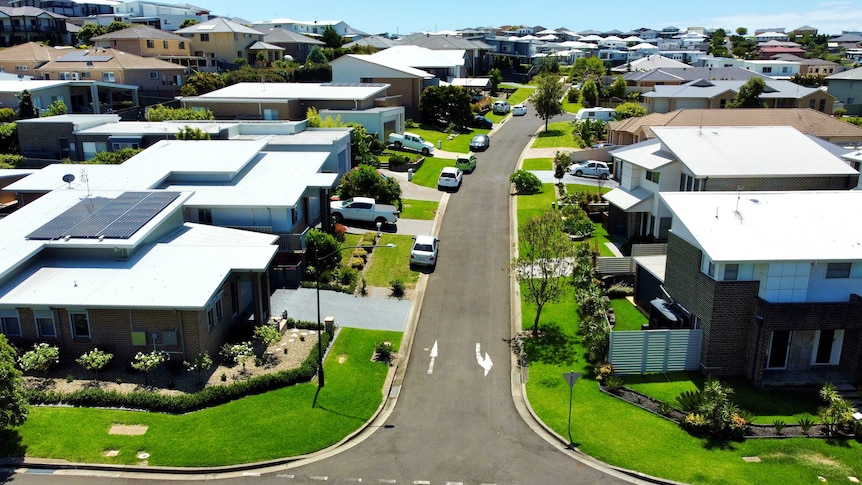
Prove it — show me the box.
[428,340,438,374]
[475,342,493,376]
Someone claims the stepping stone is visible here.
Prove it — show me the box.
[103,450,119,457]
[742,456,761,463]
[848,477,859,483]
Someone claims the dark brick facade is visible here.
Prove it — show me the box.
[663,232,862,386]
[705,175,858,191]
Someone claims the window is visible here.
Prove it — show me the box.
[809,99,816,109]
[35,310,55,338]
[237,50,242,58]
[762,67,772,73]
[724,264,739,281]
[646,170,660,183]
[215,300,223,320]
[179,41,185,49]
[819,99,826,112]
[230,280,240,316]
[826,262,851,278]
[59,71,71,80]
[233,33,238,41]
[360,77,373,83]
[146,39,154,48]
[150,71,159,79]
[0,309,21,337]
[198,208,213,224]
[719,99,727,108]
[70,312,91,339]
[849,98,856,105]
[163,40,168,49]
[200,33,209,42]
[15,65,28,71]
[102,72,115,82]
[207,308,215,329]
[782,66,789,73]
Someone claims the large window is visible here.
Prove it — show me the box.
[200,33,209,42]
[724,264,739,281]
[0,309,21,337]
[826,262,851,279]
[198,208,213,224]
[70,312,91,339]
[146,39,154,48]
[646,170,660,183]
[102,72,115,82]
[35,310,56,338]
[767,330,790,369]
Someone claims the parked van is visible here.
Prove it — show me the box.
[575,107,617,122]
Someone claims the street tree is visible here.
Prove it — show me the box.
[570,56,605,86]
[180,71,225,96]
[509,210,576,337]
[0,334,28,430]
[418,85,472,128]
[728,77,766,108]
[76,348,113,382]
[581,79,599,107]
[76,22,106,44]
[532,73,564,132]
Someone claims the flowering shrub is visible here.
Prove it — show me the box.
[76,348,113,381]
[219,342,254,366]
[19,343,60,376]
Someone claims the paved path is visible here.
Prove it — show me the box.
[270,287,411,332]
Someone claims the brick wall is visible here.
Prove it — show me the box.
[706,175,858,191]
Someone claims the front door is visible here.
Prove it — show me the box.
[787,330,816,370]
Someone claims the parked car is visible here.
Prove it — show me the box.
[410,234,439,268]
[388,132,434,156]
[592,142,616,148]
[330,197,399,225]
[470,134,490,151]
[472,114,493,129]
[569,160,610,179]
[492,100,511,114]
[437,166,463,191]
[455,154,477,173]
[512,104,527,116]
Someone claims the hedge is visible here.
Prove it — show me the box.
[26,330,331,414]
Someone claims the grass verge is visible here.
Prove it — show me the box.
[399,199,438,220]
[363,233,419,288]
[408,156,453,189]
[532,121,578,149]
[522,158,552,171]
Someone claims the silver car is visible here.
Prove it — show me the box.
[569,160,610,179]
[410,235,439,267]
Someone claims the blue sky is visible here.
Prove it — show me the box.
[195,0,862,36]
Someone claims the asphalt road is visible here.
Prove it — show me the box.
[2,108,636,485]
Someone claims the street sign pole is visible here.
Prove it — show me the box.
[562,371,581,450]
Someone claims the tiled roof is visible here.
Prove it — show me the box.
[92,24,185,41]
[175,16,262,35]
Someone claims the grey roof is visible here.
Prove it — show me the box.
[643,78,824,100]
[174,16,263,35]
[262,28,324,45]
[397,32,491,50]
[830,33,862,43]
[827,66,862,80]
[771,53,839,66]
[343,35,397,49]
[0,5,67,18]
[92,24,185,41]
[625,67,767,83]
[246,41,283,51]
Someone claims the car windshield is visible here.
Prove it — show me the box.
[414,244,433,252]
[441,173,454,178]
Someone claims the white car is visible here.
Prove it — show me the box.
[437,166,463,191]
[512,104,527,116]
[492,100,511,114]
[410,235,439,268]
[569,160,610,179]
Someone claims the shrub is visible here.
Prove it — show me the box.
[388,154,408,167]
[350,257,365,270]
[509,170,542,194]
[131,350,168,386]
[390,279,406,298]
[657,401,675,416]
[683,413,706,433]
[0,154,25,169]
[19,343,60,376]
[604,375,624,393]
[833,108,847,118]
[352,248,368,261]
[798,417,815,436]
[333,223,347,242]
[675,389,703,413]
[184,352,213,384]
[772,419,786,435]
[253,325,281,347]
[374,341,394,363]
[594,362,613,382]
[219,342,254,366]
[0,108,15,122]
[567,87,581,103]
[606,283,634,298]
[338,266,358,286]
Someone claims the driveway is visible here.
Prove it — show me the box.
[270,287,410,332]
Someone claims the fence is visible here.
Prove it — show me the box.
[595,243,668,275]
[609,329,702,375]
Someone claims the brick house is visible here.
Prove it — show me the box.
[657,190,862,387]
[603,126,859,240]
[0,188,277,364]
[91,24,207,73]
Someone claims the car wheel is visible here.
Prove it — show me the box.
[394,141,402,150]
[421,147,430,156]
[575,170,583,177]
[374,217,387,225]
[332,213,344,224]
[600,173,609,180]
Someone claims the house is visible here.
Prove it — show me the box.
[35,47,187,96]
[0,41,70,78]
[827,66,862,115]
[0,5,72,46]
[330,54,435,119]
[623,67,767,95]
[259,28,324,63]
[91,24,206,72]
[369,45,465,80]
[657,190,862,387]
[0,184,279,364]
[251,18,352,38]
[611,54,688,73]
[174,17,272,69]
[697,57,801,79]
[111,0,210,31]
[641,78,834,113]
[483,35,539,66]
[343,35,398,50]
[602,126,859,240]
[9,0,119,17]
[754,31,789,43]
[792,25,817,36]
[179,82,405,138]
[769,54,846,76]
[396,32,493,77]
[607,108,862,146]
[0,79,138,114]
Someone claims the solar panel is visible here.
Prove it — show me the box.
[28,192,180,241]
[57,51,113,62]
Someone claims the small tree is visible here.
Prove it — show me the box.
[509,170,542,194]
[16,90,39,120]
[131,350,168,386]
[306,228,340,270]
[18,343,59,378]
[306,46,328,65]
[581,80,599,108]
[321,25,344,48]
[0,334,28,430]
[76,22,106,45]
[488,68,503,94]
[337,163,402,204]
[181,71,225,97]
[42,100,68,117]
[175,125,211,140]
[728,77,766,108]
[106,21,132,33]
[179,18,199,29]
[183,351,213,385]
[76,348,113,382]
[253,325,281,348]
[818,382,857,436]
[609,75,627,99]
[509,210,576,336]
[614,102,647,120]
[532,73,565,132]
[553,151,570,183]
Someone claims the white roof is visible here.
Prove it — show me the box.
[0,79,70,93]
[195,82,390,101]
[603,186,653,212]
[652,126,859,177]
[0,221,277,310]
[333,54,434,79]
[662,191,862,262]
[450,78,490,88]
[371,45,464,68]
[610,138,675,170]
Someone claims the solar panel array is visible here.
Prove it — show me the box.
[28,192,180,241]
[57,51,114,62]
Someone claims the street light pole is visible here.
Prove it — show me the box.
[562,371,580,450]
[314,243,395,390]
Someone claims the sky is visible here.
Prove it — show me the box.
[194,0,862,36]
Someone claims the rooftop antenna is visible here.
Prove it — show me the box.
[80,168,90,198]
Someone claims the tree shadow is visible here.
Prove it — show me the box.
[702,437,737,451]
[523,322,577,365]
[0,428,26,460]
[535,130,564,139]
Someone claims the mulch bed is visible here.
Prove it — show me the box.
[600,384,855,440]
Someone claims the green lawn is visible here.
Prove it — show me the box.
[517,183,557,231]
[364,233,419,288]
[5,328,400,466]
[399,199,438,220]
[563,100,583,114]
[408,156,453,189]
[566,183,612,195]
[532,121,579,149]
[609,298,646,331]
[401,126,486,154]
[522,158,552,171]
